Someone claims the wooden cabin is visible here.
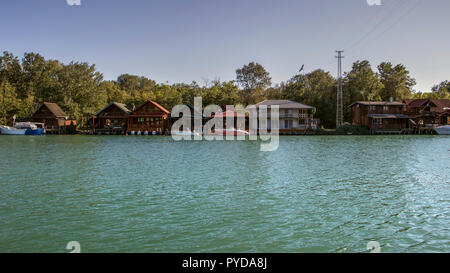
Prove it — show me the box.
[403,99,450,126]
[92,102,131,134]
[350,101,410,134]
[30,102,74,134]
[127,100,170,134]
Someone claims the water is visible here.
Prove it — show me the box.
[0,135,449,253]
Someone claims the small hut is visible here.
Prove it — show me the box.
[92,102,131,134]
[30,102,74,134]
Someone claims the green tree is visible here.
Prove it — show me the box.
[236,62,271,105]
[100,81,130,104]
[378,62,416,101]
[343,60,384,120]
[0,81,21,125]
[430,81,450,99]
[55,62,105,120]
[281,69,336,128]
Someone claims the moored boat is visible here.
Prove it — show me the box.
[0,122,45,135]
[0,126,27,135]
[434,125,450,135]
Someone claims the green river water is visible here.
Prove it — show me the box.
[0,135,449,253]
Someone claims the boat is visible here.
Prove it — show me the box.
[0,125,27,135]
[434,125,450,135]
[0,122,45,135]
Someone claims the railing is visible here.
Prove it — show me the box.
[367,110,404,115]
[279,114,300,118]
[269,114,311,119]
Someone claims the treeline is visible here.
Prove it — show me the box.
[1,52,449,128]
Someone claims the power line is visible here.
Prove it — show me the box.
[350,0,423,56]
[356,0,423,55]
[346,0,408,52]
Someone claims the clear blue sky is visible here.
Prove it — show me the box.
[1,0,449,92]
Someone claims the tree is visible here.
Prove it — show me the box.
[281,69,336,128]
[236,62,271,105]
[54,61,105,120]
[430,81,450,99]
[0,81,21,125]
[343,60,384,120]
[378,62,416,101]
[100,81,129,104]
[345,61,383,101]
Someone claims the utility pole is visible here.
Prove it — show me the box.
[335,50,344,129]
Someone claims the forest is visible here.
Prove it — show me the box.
[1,51,449,128]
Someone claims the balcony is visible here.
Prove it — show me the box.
[268,114,311,119]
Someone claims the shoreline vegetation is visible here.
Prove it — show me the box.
[1,51,449,130]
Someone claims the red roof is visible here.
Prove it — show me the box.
[133,100,170,115]
[404,99,428,108]
[430,99,450,110]
[404,99,450,111]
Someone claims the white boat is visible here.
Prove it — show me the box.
[1,125,27,135]
[1,122,45,135]
[435,125,450,135]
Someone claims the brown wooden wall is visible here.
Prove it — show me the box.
[351,105,368,127]
[31,105,65,128]
[30,117,65,128]
[351,104,406,127]
[95,104,129,130]
[128,101,169,133]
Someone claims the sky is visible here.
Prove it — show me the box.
[1,0,449,92]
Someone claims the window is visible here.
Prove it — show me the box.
[284,120,293,129]
[299,109,307,119]
[373,119,383,127]
[145,106,149,112]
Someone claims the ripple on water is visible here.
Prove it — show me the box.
[0,135,449,252]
